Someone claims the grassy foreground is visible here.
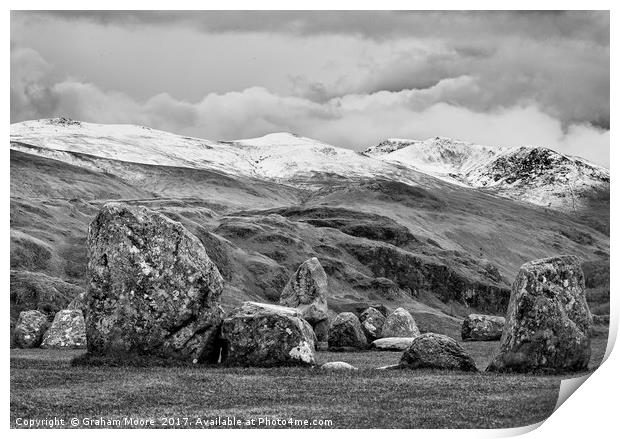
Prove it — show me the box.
[10,336,608,429]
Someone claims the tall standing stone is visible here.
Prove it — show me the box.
[86,203,224,363]
[487,255,592,373]
[280,257,330,340]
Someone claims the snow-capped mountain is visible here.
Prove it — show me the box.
[364,137,609,213]
[10,118,609,214]
[10,118,430,189]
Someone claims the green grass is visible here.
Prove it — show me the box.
[10,335,609,429]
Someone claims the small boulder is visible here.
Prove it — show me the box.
[13,310,49,348]
[328,312,367,349]
[487,256,592,373]
[41,309,87,349]
[320,361,358,371]
[86,203,224,363]
[461,314,505,341]
[221,301,316,367]
[400,333,477,371]
[360,307,386,341]
[371,337,416,351]
[280,257,330,340]
[381,307,420,338]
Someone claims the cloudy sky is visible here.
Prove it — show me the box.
[11,11,610,166]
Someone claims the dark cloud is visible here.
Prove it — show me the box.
[10,11,609,165]
[15,10,609,44]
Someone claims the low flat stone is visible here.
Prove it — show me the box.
[320,361,358,371]
[371,337,416,351]
[400,333,478,372]
[461,314,505,341]
[220,301,317,367]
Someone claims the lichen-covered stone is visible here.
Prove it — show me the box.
[360,307,386,341]
[220,301,316,367]
[41,309,87,349]
[328,312,367,349]
[487,255,592,373]
[13,310,49,348]
[280,257,330,340]
[320,361,358,371]
[400,333,477,371]
[371,337,415,351]
[461,314,505,341]
[86,203,224,363]
[381,307,420,338]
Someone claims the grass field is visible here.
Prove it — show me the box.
[10,334,609,429]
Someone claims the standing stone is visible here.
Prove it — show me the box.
[220,302,316,367]
[86,203,224,363]
[487,255,592,373]
[360,307,386,341]
[328,312,367,349]
[461,314,505,341]
[13,310,49,348]
[41,309,87,349]
[381,307,420,338]
[280,257,330,340]
[400,333,477,371]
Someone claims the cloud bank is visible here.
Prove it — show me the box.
[10,11,610,167]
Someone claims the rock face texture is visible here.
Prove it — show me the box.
[381,307,421,338]
[371,337,416,351]
[328,312,367,349]
[13,310,49,348]
[280,257,330,340]
[360,307,386,341]
[400,333,477,371]
[86,203,224,363]
[41,309,87,349]
[487,256,592,373]
[461,314,505,341]
[220,301,316,367]
[320,361,358,371]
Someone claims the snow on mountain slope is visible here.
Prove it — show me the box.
[10,118,429,188]
[364,136,609,212]
[465,146,609,212]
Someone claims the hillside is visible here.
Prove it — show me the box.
[364,137,610,233]
[9,119,609,338]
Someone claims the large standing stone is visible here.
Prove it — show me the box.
[371,337,415,351]
[381,307,420,338]
[41,309,87,349]
[487,255,592,373]
[461,314,505,341]
[220,301,316,367]
[360,307,386,341]
[280,257,330,340]
[86,203,224,363]
[400,333,477,371]
[328,312,367,349]
[13,310,49,348]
